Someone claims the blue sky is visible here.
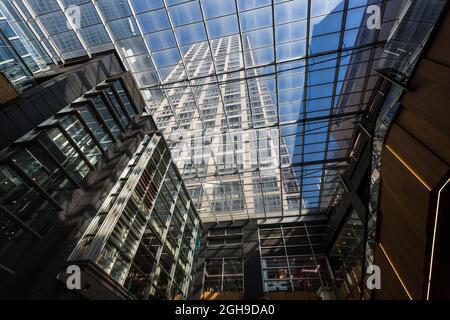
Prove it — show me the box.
[133,0,365,69]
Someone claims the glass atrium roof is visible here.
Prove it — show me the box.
[0,0,405,223]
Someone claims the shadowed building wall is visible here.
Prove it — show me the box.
[374,5,450,300]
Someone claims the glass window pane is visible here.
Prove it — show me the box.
[130,0,163,13]
[309,32,340,54]
[107,18,140,41]
[104,88,128,127]
[113,81,137,116]
[175,23,207,45]
[77,104,113,151]
[237,0,271,11]
[310,12,343,37]
[311,0,344,17]
[169,2,202,27]
[97,0,132,21]
[38,12,70,35]
[203,0,236,19]
[80,24,111,47]
[145,29,176,52]
[207,15,238,39]
[205,259,222,275]
[276,21,307,44]
[223,258,242,274]
[138,9,170,33]
[91,95,121,137]
[44,128,90,178]
[275,0,307,24]
[153,47,180,68]
[240,6,272,32]
[0,165,35,213]
[277,40,306,61]
[60,115,102,165]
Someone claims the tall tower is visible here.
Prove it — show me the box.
[149,35,302,223]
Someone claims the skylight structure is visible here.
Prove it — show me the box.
[0,0,405,222]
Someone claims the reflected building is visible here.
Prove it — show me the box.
[311,0,404,213]
[325,0,448,300]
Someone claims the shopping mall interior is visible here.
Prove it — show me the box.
[0,0,449,300]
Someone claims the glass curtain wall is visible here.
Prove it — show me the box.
[69,133,202,300]
[258,223,332,296]
[203,257,244,294]
[0,0,54,90]
[0,78,138,269]
[326,0,447,300]
[202,226,244,298]
[328,208,365,299]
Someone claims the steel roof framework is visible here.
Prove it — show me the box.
[1,0,402,223]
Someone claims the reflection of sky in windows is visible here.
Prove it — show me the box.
[2,0,400,218]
